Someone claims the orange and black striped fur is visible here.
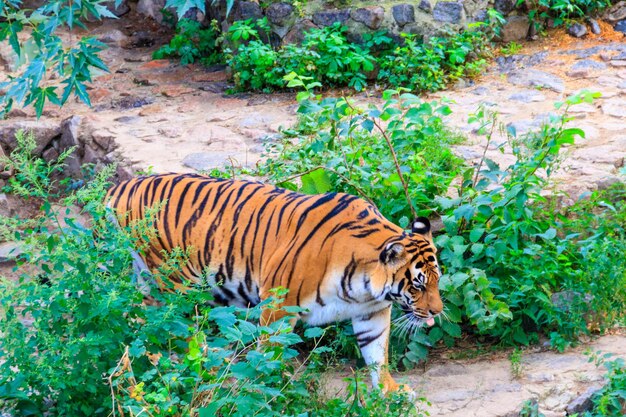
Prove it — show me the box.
[106,173,443,392]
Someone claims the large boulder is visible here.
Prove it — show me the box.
[312,9,351,27]
[433,1,464,23]
[0,120,61,155]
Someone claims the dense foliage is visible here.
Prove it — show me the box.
[581,352,626,417]
[520,0,613,27]
[0,132,423,416]
[238,87,626,365]
[153,18,222,66]
[226,18,495,93]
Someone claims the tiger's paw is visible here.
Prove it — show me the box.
[383,379,417,401]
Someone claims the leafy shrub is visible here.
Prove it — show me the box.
[378,24,491,93]
[0,131,425,416]
[0,0,212,117]
[521,0,613,27]
[227,22,378,92]
[258,87,464,224]
[582,352,626,417]
[153,19,222,66]
[245,86,626,365]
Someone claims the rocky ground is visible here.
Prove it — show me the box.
[321,333,626,417]
[3,16,625,200]
[1,9,626,417]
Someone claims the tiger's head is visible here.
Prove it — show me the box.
[380,217,443,327]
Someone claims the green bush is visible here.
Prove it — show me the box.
[521,0,613,27]
[0,131,425,416]
[245,87,626,365]
[227,22,379,92]
[582,352,626,417]
[153,19,222,66]
[378,24,492,93]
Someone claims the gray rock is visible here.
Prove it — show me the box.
[42,147,60,162]
[114,115,142,124]
[92,130,116,151]
[418,0,432,13]
[312,9,351,27]
[351,6,385,30]
[495,0,516,15]
[234,1,263,20]
[104,0,130,17]
[501,15,529,42]
[527,372,555,383]
[602,98,626,117]
[182,152,251,171]
[616,20,626,33]
[136,0,166,22]
[433,1,464,23]
[93,28,129,48]
[566,386,602,415]
[507,69,565,93]
[116,165,133,182]
[496,52,548,72]
[561,46,603,59]
[471,86,490,95]
[0,241,24,262]
[571,59,607,71]
[567,23,588,38]
[0,120,61,154]
[552,290,592,310]
[509,90,546,103]
[283,19,318,44]
[59,116,83,176]
[266,2,294,26]
[604,2,626,23]
[392,4,415,26]
[597,176,622,190]
[588,18,601,35]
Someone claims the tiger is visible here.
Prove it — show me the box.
[105,173,443,393]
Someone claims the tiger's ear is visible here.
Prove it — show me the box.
[412,217,431,236]
[380,242,406,266]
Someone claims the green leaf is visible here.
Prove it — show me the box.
[301,168,332,194]
[304,327,324,339]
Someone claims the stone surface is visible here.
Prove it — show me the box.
[615,20,626,33]
[567,23,588,38]
[266,2,294,26]
[418,0,432,13]
[507,69,565,92]
[104,0,130,17]
[501,15,529,42]
[565,386,603,415]
[233,1,263,20]
[351,7,385,30]
[136,0,166,22]
[571,59,607,71]
[182,151,251,170]
[604,1,626,23]
[602,98,626,117]
[588,18,601,35]
[283,19,318,45]
[0,120,61,154]
[93,28,129,48]
[495,0,516,15]
[312,9,351,27]
[433,1,464,23]
[0,241,24,262]
[392,4,415,26]
[508,90,546,103]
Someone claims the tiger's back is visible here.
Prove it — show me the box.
[106,173,400,314]
[107,173,444,392]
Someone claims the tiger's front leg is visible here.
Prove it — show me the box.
[352,306,405,393]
